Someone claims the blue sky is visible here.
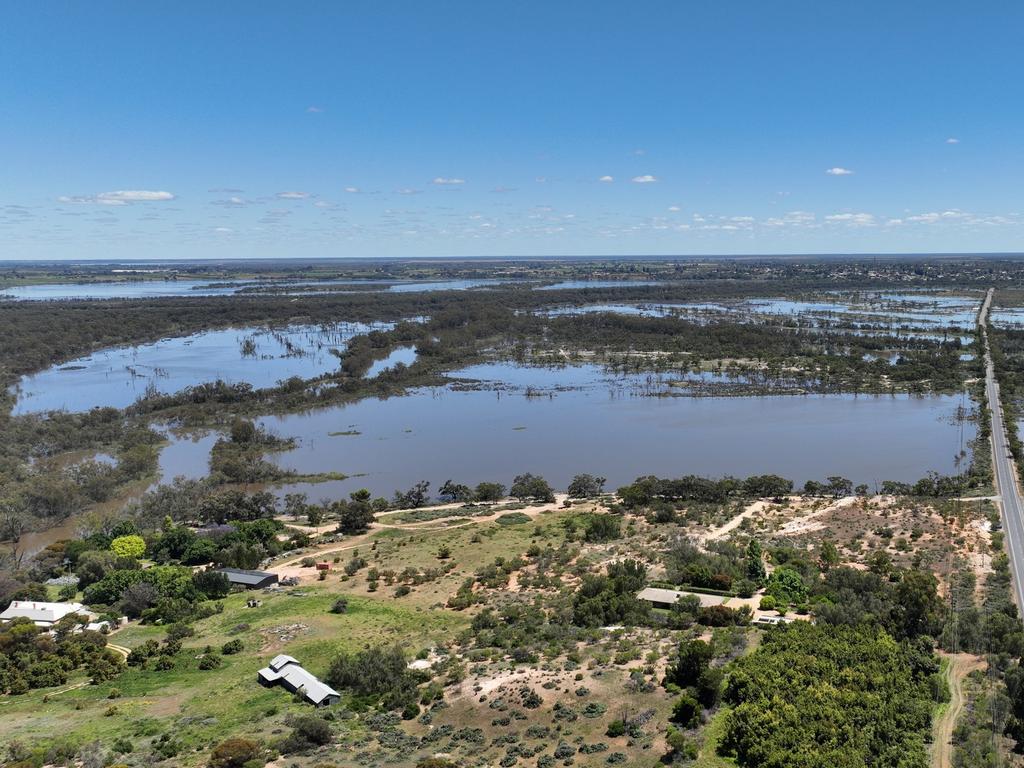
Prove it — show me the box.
[1,1,1022,260]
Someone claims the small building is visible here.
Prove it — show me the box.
[215,567,279,590]
[315,562,331,572]
[753,614,795,626]
[636,587,726,610]
[0,601,94,628]
[257,654,340,706]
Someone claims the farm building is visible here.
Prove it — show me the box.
[0,601,94,628]
[257,654,340,706]
[215,567,279,590]
[636,587,726,610]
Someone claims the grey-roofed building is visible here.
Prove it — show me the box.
[215,567,279,590]
[636,587,726,610]
[0,600,94,627]
[257,654,340,706]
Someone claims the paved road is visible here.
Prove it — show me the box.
[980,288,1024,609]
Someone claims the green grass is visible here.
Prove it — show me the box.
[0,504,586,765]
[495,512,533,525]
[0,587,466,763]
[932,656,953,722]
[694,706,737,768]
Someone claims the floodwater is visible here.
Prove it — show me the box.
[365,346,419,377]
[20,361,974,553]
[538,303,688,318]
[157,430,221,483]
[253,362,973,500]
[0,277,512,300]
[11,322,389,414]
[731,294,980,330]
[537,280,661,290]
[536,292,981,333]
[18,431,221,557]
[0,280,249,300]
[991,307,1024,328]
[384,279,507,292]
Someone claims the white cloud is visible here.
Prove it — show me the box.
[904,209,988,225]
[599,175,614,183]
[58,195,104,205]
[631,175,657,183]
[306,106,323,113]
[825,167,854,176]
[825,212,876,226]
[763,211,817,228]
[276,191,310,199]
[211,196,248,207]
[344,186,360,194]
[313,201,334,208]
[946,137,960,144]
[668,205,681,212]
[100,190,175,202]
[432,177,465,185]
[213,227,234,233]
[58,190,175,206]
[397,188,421,195]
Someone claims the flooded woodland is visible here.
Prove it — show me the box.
[0,258,997,553]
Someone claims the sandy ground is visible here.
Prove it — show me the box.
[774,495,858,536]
[700,499,774,544]
[699,495,859,543]
[268,495,567,582]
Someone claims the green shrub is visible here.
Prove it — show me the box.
[330,597,349,614]
[210,737,262,768]
[670,694,700,727]
[198,654,222,670]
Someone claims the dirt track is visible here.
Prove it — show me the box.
[932,652,984,768]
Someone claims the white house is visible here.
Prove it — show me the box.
[0,601,94,628]
[257,654,340,706]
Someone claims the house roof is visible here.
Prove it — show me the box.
[215,567,278,586]
[0,601,91,626]
[268,654,299,672]
[636,587,726,608]
[258,656,339,705]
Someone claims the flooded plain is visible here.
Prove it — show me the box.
[1,277,523,300]
[11,322,390,414]
[540,292,980,330]
[10,290,981,517]
[0,278,503,300]
[365,346,419,377]
[246,362,974,500]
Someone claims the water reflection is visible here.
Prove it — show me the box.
[253,363,973,499]
[11,322,389,414]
